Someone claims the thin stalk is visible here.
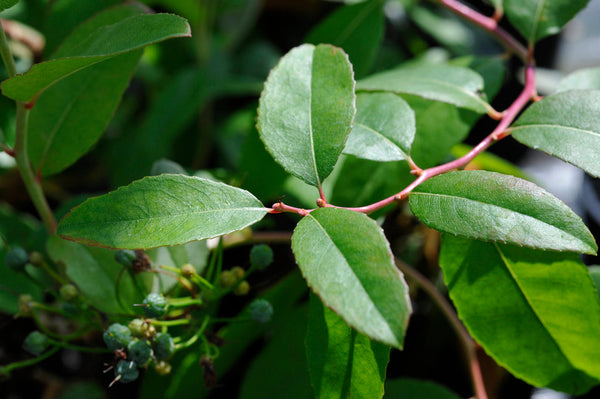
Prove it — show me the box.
[0,346,60,377]
[0,23,57,233]
[395,258,488,399]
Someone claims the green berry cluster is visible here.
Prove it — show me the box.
[103,320,176,385]
[219,266,250,295]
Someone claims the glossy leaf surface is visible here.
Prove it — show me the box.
[440,235,600,394]
[343,92,415,162]
[305,0,384,77]
[510,90,600,178]
[504,0,590,43]
[1,13,191,102]
[409,171,596,254]
[257,44,356,187]
[306,294,390,399]
[57,175,267,249]
[292,208,411,348]
[356,64,491,113]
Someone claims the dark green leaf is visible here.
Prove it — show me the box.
[0,0,18,11]
[384,378,461,399]
[356,64,491,113]
[239,305,312,399]
[46,236,144,314]
[440,235,600,394]
[409,170,597,254]
[57,175,267,249]
[504,0,590,43]
[343,92,415,162]
[510,90,600,178]
[557,67,600,92]
[257,44,356,187]
[292,208,411,348]
[306,294,390,399]
[305,0,384,77]
[1,13,191,102]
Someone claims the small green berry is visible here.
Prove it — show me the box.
[248,299,274,323]
[128,339,152,366]
[59,284,78,302]
[154,360,172,375]
[250,244,273,269]
[103,323,133,351]
[128,319,149,338]
[219,270,236,288]
[114,360,139,384]
[231,266,245,280]
[23,331,49,356]
[233,280,250,296]
[114,249,136,266]
[5,246,29,272]
[153,332,175,360]
[142,293,168,318]
[28,251,44,267]
[18,294,34,316]
[181,263,196,277]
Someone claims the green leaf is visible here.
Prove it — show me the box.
[504,0,590,43]
[589,265,600,298]
[305,0,384,78]
[450,144,530,179]
[409,170,597,254]
[356,64,491,113]
[1,13,191,103]
[384,378,462,399]
[510,90,600,178]
[440,235,600,394]
[306,294,390,399]
[0,0,18,11]
[449,55,506,100]
[291,208,411,348]
[343,92,415,162]
[557,67,600,92]
[46,235,145,314]
[146,241,208,293]
[257,44,356,187]
[57,175,268,249]
[239,305,312,399]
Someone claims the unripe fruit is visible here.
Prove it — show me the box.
[142,293,168,318]
[114,249,136,266]
[103,323,133,351]
[250,244,273,269]
[5,246,29,272]
[18,294,34,316]
[127,339,152,366]
[181,263,196,277]
[248,299,274,323]
[59,284,78,302]
[154,360,172,375]
[128,318,148,338]
[219,270,236,288]
[23,331,49,356]
[28,251,44,267]
[114,360,139,384]
[233,280,250,296]
[231,266,245,280]
[153,332,175,360]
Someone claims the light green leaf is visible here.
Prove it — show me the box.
[343,92,415,162]
[449,55,506,100]
[306,294,390,399]
[450,144,530,179]
[1,13,191,103]
[504,0,590,43]
[409,170,597,254]
[384,378,461,399]
[147,241,209,293]
[356,64,491,113]
[557,67,600,92]
[57,175,268,249]
[291,208,411,348]
[46,235,145,314]
[589,266,600,298]
[510,90,600,178]
[257,44,356,187]
[440,235,600,394]
[0,0,18,11]
[305,0,384,77]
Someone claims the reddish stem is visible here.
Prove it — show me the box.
[437,0,528,62]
